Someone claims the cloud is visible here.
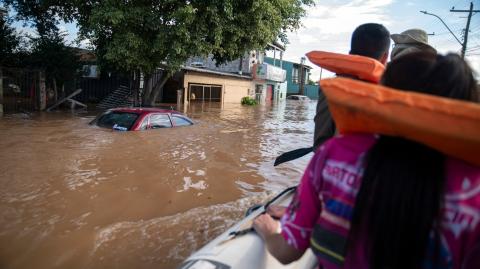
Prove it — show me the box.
[283,0,395,80]
[58,25,68,33]
[302,0,394,34]
[15,26,37,38]
[463,54,480,78]
[296,34,320,45]
[78,38,92,49]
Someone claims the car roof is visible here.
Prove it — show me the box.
[109,107,184,115]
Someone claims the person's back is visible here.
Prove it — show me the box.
[255,52,480,269]
[304,53,478,268]
[301,133,480,269]
[314,23,390,150]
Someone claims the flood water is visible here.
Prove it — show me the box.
[0,101,316,269]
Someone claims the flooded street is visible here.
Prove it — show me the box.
[0,101,316,269]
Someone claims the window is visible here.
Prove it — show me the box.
[97,112,139,130]
[189,84,222,102]
[149,114,172,129]
[292,68,299,84]
[82,65,99,78]
[172,116,193,127]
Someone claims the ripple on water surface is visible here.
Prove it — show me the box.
[0,101,316,269]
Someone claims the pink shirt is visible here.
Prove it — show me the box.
[281,133,480,269]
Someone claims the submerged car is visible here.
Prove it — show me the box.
[90,108,194,131]
[286,95,310,101]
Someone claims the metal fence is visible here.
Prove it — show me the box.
[64,73,131,104]
[0,67,177,113]
[1,67,40,113]
[1,67,134,114]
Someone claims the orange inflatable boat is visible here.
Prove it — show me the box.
[320,77,480,166]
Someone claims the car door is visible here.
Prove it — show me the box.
[148,113,173,129]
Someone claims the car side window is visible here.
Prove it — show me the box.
[149,114,172,129]
[172,116,193,127]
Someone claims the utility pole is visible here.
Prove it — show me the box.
[299,57,305,95]
[421,2,479,59]
[0,7,7,116]
[450,2,478,59]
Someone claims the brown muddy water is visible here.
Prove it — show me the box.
[0,101,316,269]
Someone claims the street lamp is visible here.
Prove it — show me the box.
[420,10,465,57]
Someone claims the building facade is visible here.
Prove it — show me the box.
[264,57,319,99]
[177,42,286,104]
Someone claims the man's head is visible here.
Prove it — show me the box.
[390,29,437,60]
[350,23,391,64]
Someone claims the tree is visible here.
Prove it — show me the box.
[3,0,80,101]
[0,13,22,66]
[71,0,314,105]
[3,0,75,37]
[26,31,80,101]
[3,0,314,105]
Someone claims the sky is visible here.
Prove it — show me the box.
[8,0,480,80]
[273,0,480,80]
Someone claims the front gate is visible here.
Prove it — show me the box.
[1,67,41,113]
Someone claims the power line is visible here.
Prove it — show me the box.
[421,2,480,58]
[466,45,480,51]
[433,28,468,36]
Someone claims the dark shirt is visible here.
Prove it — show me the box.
[313,85,336,151]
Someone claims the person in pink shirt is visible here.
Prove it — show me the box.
[253,52,479,269]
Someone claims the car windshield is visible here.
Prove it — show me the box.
[96,111,139,130]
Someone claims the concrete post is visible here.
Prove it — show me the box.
[39,70,46,110]
[0,67,3,116]
[177,89,182,108]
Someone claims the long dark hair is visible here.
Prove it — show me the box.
[349,52,478,269]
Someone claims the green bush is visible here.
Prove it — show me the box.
[241,96,258,106]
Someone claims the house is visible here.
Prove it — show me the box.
[264,57,319,99]
[162,42,287,105]
[250,42,288,103]
[159,66,254,104]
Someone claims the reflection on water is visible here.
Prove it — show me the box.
[0,101,316,269]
